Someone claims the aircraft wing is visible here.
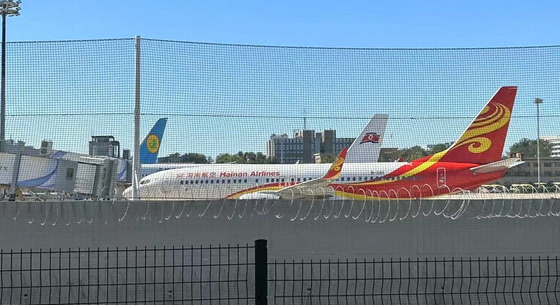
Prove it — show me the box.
[239,147,348,200]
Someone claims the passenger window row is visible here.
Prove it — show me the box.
[180,179,250,185]
[176,175,422,185]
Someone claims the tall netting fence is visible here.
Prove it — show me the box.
[8,39,135,153]
[139,41,559,162]
[3,39,560,200]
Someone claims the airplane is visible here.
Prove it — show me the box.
[124,86,521,201]
[138,114,388,177]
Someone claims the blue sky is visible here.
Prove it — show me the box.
[10,0,560,47]
[4,1,560,158]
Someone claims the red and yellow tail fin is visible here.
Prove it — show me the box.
[438,86,517,164]
[323,147,348,180]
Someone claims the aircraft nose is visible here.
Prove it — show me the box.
[122,187,133,200]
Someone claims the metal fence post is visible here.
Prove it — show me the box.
[132,35,141,200]
[255,239,268,305]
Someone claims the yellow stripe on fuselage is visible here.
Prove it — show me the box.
[358,151,447,186]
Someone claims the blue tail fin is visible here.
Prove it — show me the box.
[140,118,168,164]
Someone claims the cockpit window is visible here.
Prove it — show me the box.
[140,179,150,185]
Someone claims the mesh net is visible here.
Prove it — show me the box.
[8,39,135,150]
[139,41,559,159]
[3,39,560,197]
[8,39,559,159]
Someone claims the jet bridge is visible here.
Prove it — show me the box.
[0,139,126,200]
[74,156,119,199]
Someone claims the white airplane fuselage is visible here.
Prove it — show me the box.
[126,162,401,200]
[124,160,509,201]
[140,163,200,177]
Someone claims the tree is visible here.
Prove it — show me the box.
[396,146,429,162]
[181,153,210,164]
[427,142,452,155]
[216,151,276,164]
[508,138,552,158]
[317,153,336,163]
[216,153,237,164]
[158,152,180,163]
[159,152,210,164]
[244,152,257,163]
[255,152,273,163]
[377,142,453,162]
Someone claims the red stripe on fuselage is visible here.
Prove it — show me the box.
[223,162,508,200]
[328,162,506,199]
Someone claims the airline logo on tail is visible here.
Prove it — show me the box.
[140,118,168,164]
[447,102,510,155]
[437,86,517,165]
[345,114,388,163]
[360,132,380,144]
[323,147,348,180]
[146,134,160,154]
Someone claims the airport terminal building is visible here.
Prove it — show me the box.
[500,156,560,185]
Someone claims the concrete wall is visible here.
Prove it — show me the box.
[0,199,558,260]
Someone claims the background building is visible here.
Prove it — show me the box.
[541,136,560,158]
[267,130,354,164]
[499,157,560,185]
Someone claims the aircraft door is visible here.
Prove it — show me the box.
[437,167,447,188]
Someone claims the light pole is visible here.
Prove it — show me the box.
[0,0,20,142]
[535,97,543,185]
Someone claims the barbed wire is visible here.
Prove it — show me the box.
[2,187,560,225]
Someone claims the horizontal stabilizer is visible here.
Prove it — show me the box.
[470,158,523,174]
